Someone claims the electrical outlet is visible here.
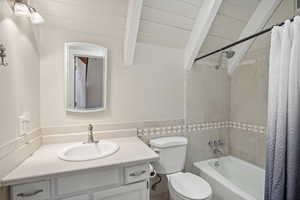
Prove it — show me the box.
[19,112,31,136]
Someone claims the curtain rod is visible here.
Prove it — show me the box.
[194,15,297,63]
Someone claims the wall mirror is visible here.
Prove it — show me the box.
[65,42,107,112]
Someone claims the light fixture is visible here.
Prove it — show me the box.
[0,44,8,67]
[13,1,30,17]
[10,0,45,24]
[28,7,44,24]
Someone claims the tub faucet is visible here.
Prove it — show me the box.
[213,148,224,167]
[87,124,98,143]
[213,148,224,156]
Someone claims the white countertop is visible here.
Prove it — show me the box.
[2,137,159,186]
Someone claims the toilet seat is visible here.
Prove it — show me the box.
[168,172,212,200]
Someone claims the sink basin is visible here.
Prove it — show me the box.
[58,140,119,161]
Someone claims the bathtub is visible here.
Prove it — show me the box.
[193,156,265,200]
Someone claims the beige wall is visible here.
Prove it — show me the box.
[0,0,41,197]
[39,26,184,129]
[0,0,40,146]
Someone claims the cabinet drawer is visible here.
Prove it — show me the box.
[59,194,90,200]
[125,164,149,184]
[12,180,50,200]
[55,168,122,196]
[93,181,148,200]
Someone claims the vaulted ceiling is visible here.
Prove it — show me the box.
[33,0,289,73]
[137,0,204,49]
[198,0,260,60]
[137,0,259,51]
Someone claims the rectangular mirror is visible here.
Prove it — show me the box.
[65,42,107,112]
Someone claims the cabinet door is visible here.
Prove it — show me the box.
[93,181,148,200]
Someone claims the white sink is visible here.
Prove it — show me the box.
[58,140,119,161]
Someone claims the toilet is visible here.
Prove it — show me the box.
[150,136,212,200]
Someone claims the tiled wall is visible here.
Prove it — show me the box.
[185,61,230,173]
[229,47,269,168]
[228,0,295,168]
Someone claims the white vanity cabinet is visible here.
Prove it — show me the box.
[11,164,150,200]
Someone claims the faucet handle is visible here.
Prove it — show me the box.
[217,139,224,145]
[208,140,214,147]
[88,124,93,132]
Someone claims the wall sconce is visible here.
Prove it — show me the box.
[10,0,44,24]
[28,6,44,24]
[0,44,8,67]
[13,0,30,17]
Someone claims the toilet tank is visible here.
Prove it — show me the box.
[150,136,188,174]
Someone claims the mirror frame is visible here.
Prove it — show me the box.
[64,42,108,113]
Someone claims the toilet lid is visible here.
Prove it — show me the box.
[169,173,212,200]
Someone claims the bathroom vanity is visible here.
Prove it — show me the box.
[1,137,159,200]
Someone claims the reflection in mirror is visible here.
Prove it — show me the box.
[65,42,107,112]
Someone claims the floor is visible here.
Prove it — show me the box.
[150,175,169,200]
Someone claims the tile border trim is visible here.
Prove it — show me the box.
[228,121,266,134]
[137,121,266,137]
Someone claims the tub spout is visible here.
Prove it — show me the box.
[213,148,224,156]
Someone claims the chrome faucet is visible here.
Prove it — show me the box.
[208,139,225,167]
[213,148,224,156]
[87,124,98,143]
[212,148,224,167]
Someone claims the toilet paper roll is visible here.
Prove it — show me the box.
[149,163,157,178]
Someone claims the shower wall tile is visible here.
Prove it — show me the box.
[186,63,230,124]
[229,46,269,168]
[229,128,258,164]
[184,62,231,173]
[256,133,267,168]
[186,128,230,173]
[229,128,267,168]
[230,52,268,125]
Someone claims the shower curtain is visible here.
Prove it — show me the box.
[75,57,87,109]
[265,17,300,200]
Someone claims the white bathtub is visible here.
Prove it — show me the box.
[193,156,265,200]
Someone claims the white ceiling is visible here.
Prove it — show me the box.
[33,0,128,39]
[134,0,262,62]
[33,0,264,63]
[137,0,204,49]
[197,0,260,61]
